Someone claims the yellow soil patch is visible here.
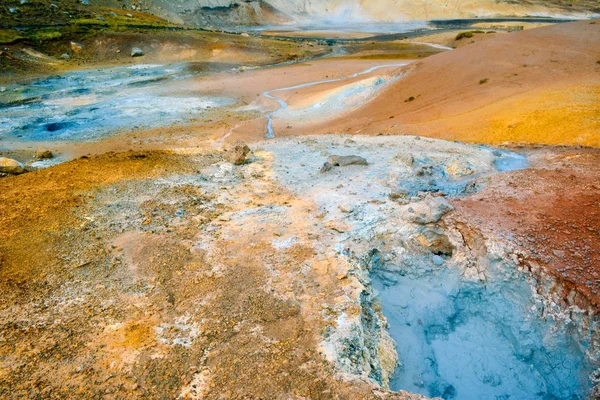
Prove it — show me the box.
[483,85,600,147]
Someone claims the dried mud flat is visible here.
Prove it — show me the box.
[1,135,598,399]
[0,147,425,399]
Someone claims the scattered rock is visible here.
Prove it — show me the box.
[70,42,83,54]
[328,155,368,167]
[389,189,410,204]
[393,152,414,166]
[131,47,144,57]
[338,204,354,213]
[404,195,454,224]
[36,150,54,160]
[0,157,25,175]
[225,141,251,165]
[320,155,368,173]
[241,32,250,37]
[60,53,70,61]
[320,162,333,173]
[446,159,475,177]
[415,165,433,176]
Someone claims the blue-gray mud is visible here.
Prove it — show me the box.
[0,63,234,142]
[263,135,597,399]
[369,152,595,400]
[372,255,596,400]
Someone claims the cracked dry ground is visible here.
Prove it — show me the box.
[0,150,423,399]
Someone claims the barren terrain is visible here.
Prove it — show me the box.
[1,6,599,400]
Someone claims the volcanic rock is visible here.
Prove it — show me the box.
[225,141,251,165]
[0,157,25,175]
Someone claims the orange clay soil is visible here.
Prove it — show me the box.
[273,19,600,147]
[450,146,600,308]
[0,150,425,399]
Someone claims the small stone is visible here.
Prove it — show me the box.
[327,155,368,167]
[338,204,354,213]
[131,47,144,57]
[70,42,83,54]
[225,141,251,165]
[393,152,414,166]
[0,157,24,175]
[389,190,410,203]
[319,162,333,173]
[60,53,70,61]
[404,195,454,224]
[415,165,433,176]
[36,150,54,160]
[446,159,475,177]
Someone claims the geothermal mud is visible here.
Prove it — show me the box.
[0,134,598,398]
[260,135,599,399]
[0,64,235,142]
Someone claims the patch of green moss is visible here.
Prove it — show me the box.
[0,30,24,44]
[456,30,485,40]
[27,29,62,43]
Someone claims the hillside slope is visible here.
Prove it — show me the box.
[91,0,600,27]
[308,19,600,146]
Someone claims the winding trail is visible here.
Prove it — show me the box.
[262,63,411,139]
